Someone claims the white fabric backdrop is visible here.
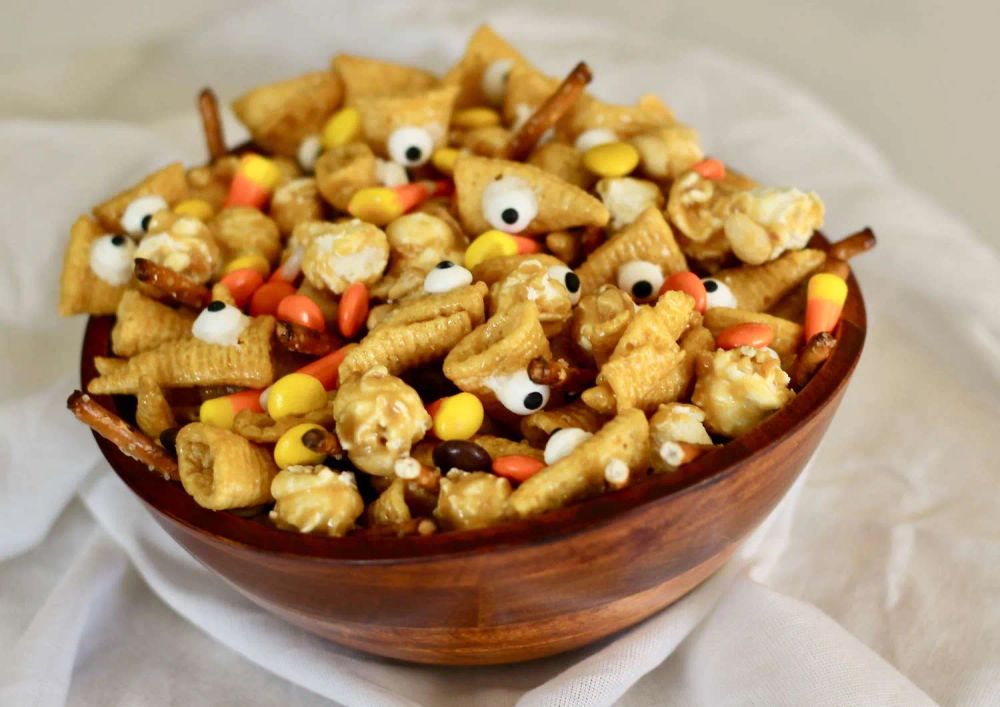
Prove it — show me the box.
[1,2,998,705]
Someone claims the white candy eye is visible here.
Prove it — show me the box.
[617,260,664,302]
[547,265,582,304]
[489,369,550,416]
[481,59,515,106]
[574,128,618,152]
[482,176,538,233]
[544,427,592,464]
[191,300,251,346]
[297,134,322,172]
[375,158,410,188]
[89,234,136,286]
[702,277,738,309]
[387,125,434,167]
[121,195,168,236]
[423,260,473,293]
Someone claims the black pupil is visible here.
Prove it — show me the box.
[631,281,653,299]
[501,208,519,225]
[111,235,126,246]
[704,279,718,292]
[405,146,422,162]
[436,261,454,269]
[564,272,580,293]
[140,214,153,232]
[207,300,225,312]
[523,391,544,410]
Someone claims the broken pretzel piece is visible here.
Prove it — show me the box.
[276,320,339,356]
[198,87,227,163]
[504,61,592,161]
[133,257,212,309]
[791,332,837,389]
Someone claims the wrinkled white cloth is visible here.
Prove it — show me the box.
[1,2,998,705]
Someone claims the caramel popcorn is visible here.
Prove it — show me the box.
[666,167,756,244]
[627,124,703,181]
[269,465,364,537]
[595,177,664,230]
[490,257,574,335]
[270,178,324,236]
[724,187,825,265]
[210,206,282,263]
[301,219,389,294]
[135,216,221,283]
[434,469,512,531]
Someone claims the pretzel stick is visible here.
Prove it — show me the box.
[198,87,227,162]
[133,258,212,309]
[791,332,837,389]
[276,321,339,356]
[504,62,592,161]
[527,356,597,391]
[828,227,876,262]
[67,390,180,481]
[300,427,342,457]
[821,256,850,280]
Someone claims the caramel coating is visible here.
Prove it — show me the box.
[270,178,324,236]
[490,258,574,336]
[571,285,636,367]
[723,187,825,265]
[434,470,512,531]
[269,465,364,537]
[135,216,221,284]
[210,206,282,263]
[649,402,712,472]
[301,219,389,294]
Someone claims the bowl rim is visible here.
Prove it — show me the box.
[81,233,867,563]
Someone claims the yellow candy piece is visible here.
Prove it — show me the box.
[199,397,238,430]
[432,148,460,176]
[267,372,328,420]
[224,253,271,277]
[174,198,215,221]
[433,392,485,441]
[273,423,328,469]
[464,230,519,270]
[239,154,282,189]
[321,107,361,150]
[807,273,848,305]
[452,107,501,130]
[582,141,640,178]
[347,187,401,226]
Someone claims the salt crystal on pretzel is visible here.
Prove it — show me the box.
[132,257,212,309]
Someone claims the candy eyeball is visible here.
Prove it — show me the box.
[617,260,664,302]
[387,125,434,167]
[702,277,738,309]
[121,195,168,237]
[482,176,538,233]
[547,265,582,304]
[191,300,251,346]
[574,128,618,153]
[543,427,592,464]
[423,260,473,293]
[481,59,515,106]
[89,234,136,286]
[489,369,550,415]
[297,134,322,172]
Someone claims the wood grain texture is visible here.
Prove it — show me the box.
[80,234,866,665]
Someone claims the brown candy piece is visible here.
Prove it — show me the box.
[432,440,493,473]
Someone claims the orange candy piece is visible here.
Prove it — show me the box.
[716,322,774,350]
[249,280,297,317]
[347,180,454,226]
[691,158,726,181]
[805,273,848,340]
[659,271,707,313]
[276,294,326,332]
[297,344,355,390]
[218,268,265,309]
[512,235,542,254]
[492,455,546,483]
[337,282,369,339]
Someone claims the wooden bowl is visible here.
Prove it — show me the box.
[80,242,866,665]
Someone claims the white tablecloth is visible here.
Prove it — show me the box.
[1,2,998,705]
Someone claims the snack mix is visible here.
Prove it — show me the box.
[63,26,874,538]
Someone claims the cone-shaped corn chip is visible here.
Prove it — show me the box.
[595,177,664,231]
[369,282,488,331]
[628,124,703,181]
[339,311,473,381]
[270,465,364,537]
[704,307,802,369]
[92,163,187,233]
[454,154,608,235]
[576,207,686,295]
[509,409,649,518]
[520,399,607,447]
[666,167,756,244]
[232,71,344,157]
[470,434,544,461]
[210,207,282,263]
[571,284,636,367]
[333,54,437,105]
[314,143,378,211]
[135,375,177,440]
[444,302,551,396]
[176,422,278,510]
[435,470,512,531]
[355,85,458,159]
[528,142,593,189]
[656,322,715,404]
[442,25,530,108]
[559,93,675,142]
[111,290,196,356]
[88,316,275,395]
[58,215,127,316]
[714,248,825,312]
[724,188,825,265]
[470,253,563,289]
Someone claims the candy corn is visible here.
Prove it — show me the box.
[464,229,519,269]
[691,158,726,181]
[805,273,848,340]
[347,180,453,226]
[321,107,361,149]
[512,235,542,254]
[199,389,263,430]
[224,154,282,209]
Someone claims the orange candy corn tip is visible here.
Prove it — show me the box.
[200,390,263,429]
[805,273,848,340]
[512,235,542,254]
[224,154,282,209]
[347,180,453,226]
